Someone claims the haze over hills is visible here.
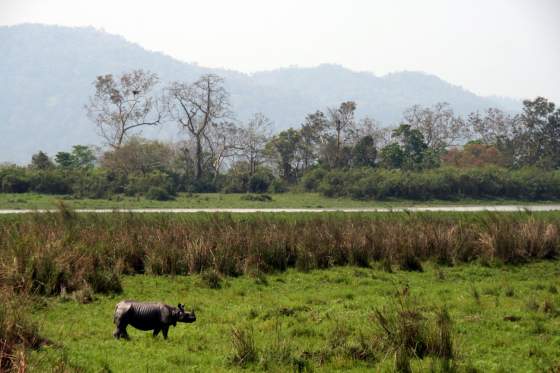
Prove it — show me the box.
[0,24,521,164]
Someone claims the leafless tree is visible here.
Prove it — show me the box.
[167,74,230,180]
[204,120,241,181]
[467,108,519,144]
[403,102,467,151]
[327,101,356,162]
[237,113,273,176]
[348,116,392,148]
[85,70,164,148]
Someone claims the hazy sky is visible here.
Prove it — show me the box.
[1,0,559,102]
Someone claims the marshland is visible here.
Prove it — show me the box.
[1,210,559,371]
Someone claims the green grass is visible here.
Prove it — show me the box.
[0,192,558,209]
[28,262,560,372]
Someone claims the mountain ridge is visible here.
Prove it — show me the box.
[0,23,520,163]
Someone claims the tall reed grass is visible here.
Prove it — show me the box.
[0,289,46,372]
[0,212,558,298]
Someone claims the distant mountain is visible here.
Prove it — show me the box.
[0,24,520,163]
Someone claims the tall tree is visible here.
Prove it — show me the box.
[467,108,518,145]
[101,137,174,177]
[167,74,230,180]
[380,124,437,170]
[517,97,560,168]
[403,102,467,152]
[327,101,356,165]
[30,151,54,170]
[205,121,241,181]
[238,113,272,176]
[267,128,302,182]
[299,111,327,171]
[348,116,391,149]
[352,135,377,167]
[56,145,96,170]
[86,70,164,148]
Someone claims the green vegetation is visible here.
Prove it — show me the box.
[2,92,559,203]
[1,192,559,210]
[24,263,560,372]
[1,212,559,371]
[307,167,560,201]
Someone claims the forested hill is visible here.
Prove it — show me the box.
[0,23,520,163]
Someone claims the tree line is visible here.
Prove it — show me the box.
[1,69,559,200]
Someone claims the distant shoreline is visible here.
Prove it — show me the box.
[2,205,560,214]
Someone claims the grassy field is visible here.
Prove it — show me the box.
[1,212,559,372]
[0,192,558,209]
[26,262,560,372]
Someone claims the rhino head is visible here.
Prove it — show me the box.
[176,303,196,323]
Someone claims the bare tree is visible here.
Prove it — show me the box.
[327,101,356,163]
[86,70,164,148]
[237,113,273,176]
[348,116,392,148]
[167,74,230,180]
[403,102,467,152]
[467,108,519,144]
[205,120,241,181]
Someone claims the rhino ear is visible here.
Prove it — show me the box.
[178,303,184,311]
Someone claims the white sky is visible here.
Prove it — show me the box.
[1,0,559,102]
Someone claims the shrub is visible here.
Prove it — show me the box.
[145,187,175,201]
[125,171,176,197]
[201,269,223,289]
[0,291,46,371]
[269,179,288,193]
[248,174,271,193]
[28,170,72,194]
[86,270,122,294]
[313,166,560,201]
[300,168,327,192]
[399,254,423,272]
[230,326,258,366]
[374,288,456,372]
[69,169,114,199]
[240,194,273,202]
[0,167,30,193]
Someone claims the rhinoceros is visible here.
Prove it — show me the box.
[113,300,196,339]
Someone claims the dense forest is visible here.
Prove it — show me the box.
[1,70,559,201]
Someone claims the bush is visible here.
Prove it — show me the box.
[69,169,114,199]
[248,174,271,193]
[300,168,327,192]
[0,291,46,371]
[28,170,72,195]
[0,167,30,193]
[124,171,176,197]
[240,194,273,202]
[313,166,560,201]
[145,187,175,201]
[269,179,288,193]
[201,269,223,289]
[374,288,456,371]
[230,326,258,366]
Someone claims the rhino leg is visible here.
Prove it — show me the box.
[162,326,169,339]
[113,324,129,339]
[113,315,130,339]
[153,328,161,337]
